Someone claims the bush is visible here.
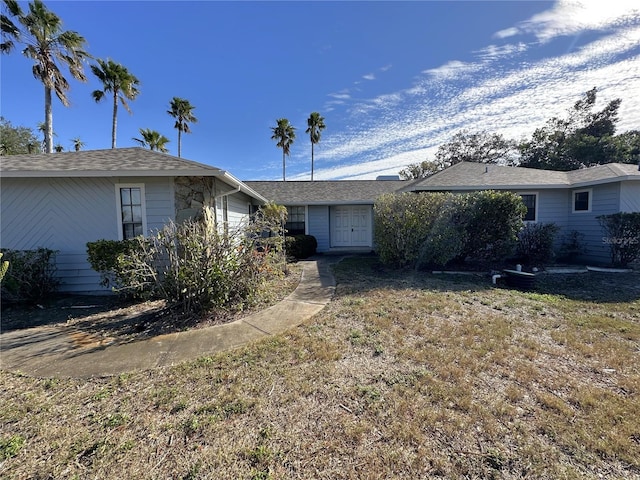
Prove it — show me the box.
[557,230,586,262]
[598,212,640,267]
[516,222,560,266]
[374,192,448,267]
[86,239,141,287]
[285,235,317,259]
[416,191,526,269]
[0,248,60,304]
[113,206,286,314]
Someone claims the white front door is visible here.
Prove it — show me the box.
[331,205,372,247]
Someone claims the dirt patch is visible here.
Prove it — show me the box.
[1,264,303,344]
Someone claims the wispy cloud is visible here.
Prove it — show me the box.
[475,43,528,61]
[423,60,480,80]
[362,73,376,81]
[328,91,351,100]
[495,0,640,42]
[308,2,640,180]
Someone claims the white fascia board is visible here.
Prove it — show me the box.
[217,170,269,203]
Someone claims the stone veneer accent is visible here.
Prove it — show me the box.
[174,176,223,224]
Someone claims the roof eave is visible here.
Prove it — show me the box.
[570,175,640,188]
[218,170,269,203]
[411,183,569,191]
[0,169,222,178]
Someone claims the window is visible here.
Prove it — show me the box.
[285,206,305,235]
[116,184,146,240]
[573,189,591,213]
[519,193,537,222]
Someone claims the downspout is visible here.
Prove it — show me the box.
[214,185,241,200]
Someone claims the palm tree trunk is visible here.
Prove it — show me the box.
[111,93,118,148]
[178,128,182,157]
[44,86,53,153]
[282,151,286,181]
[311,142,315,181]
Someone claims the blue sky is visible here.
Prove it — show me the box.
[1,1,639,180]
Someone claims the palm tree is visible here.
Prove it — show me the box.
[271,118,296,181]
[133,128,170,153]
[37,121,55,151]
[305,112,325,181]
[71,137,84,151]
[1,0,89,153]
[54,143,63,152]
[91,59,140,148]
[167,97,197,157]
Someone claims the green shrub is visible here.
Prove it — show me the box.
[417,207,467,268]
[374,192,448,267]
[557,230,586,262]
[460,191,527,264]
[114,206,286,313]
[86,239,141,287]
[416,191,526,269]
[598,212,640,267]
[0,248,60,304]
[285,235,317,259]
[516,222,560,266]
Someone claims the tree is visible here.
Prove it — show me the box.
[398,160,442,180]
[434,130,518,169]
[609,130,640,165]
[37,121,52,151]
[305,112,325,181]
[91,59,140,148]
[133,128,170,152]
[0,117,41,154]
[71,137,84,151]
[271,118,296,181]
[54,143,63,152]
[1,0,89,153]
[167,97,197,158]
[519,87,623,171]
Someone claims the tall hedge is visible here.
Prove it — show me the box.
[598,212,640,267]
[374,191,526,269]
[374,192,448,267]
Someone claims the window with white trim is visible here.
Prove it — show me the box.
[519,193,537,222]
[573,189,591,213]
[116,184,146,240]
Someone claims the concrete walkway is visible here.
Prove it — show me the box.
[0,257,338,378]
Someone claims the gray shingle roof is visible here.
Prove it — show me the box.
[244,180,407,205]
[0,147,221,177]
[406,162,640,191]
[565,162,640,186]
[0,148,269,202]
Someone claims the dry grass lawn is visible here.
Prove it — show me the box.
[1,256,639,479]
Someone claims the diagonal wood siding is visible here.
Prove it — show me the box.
[1,177,174,292]
[2,178,115,251]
